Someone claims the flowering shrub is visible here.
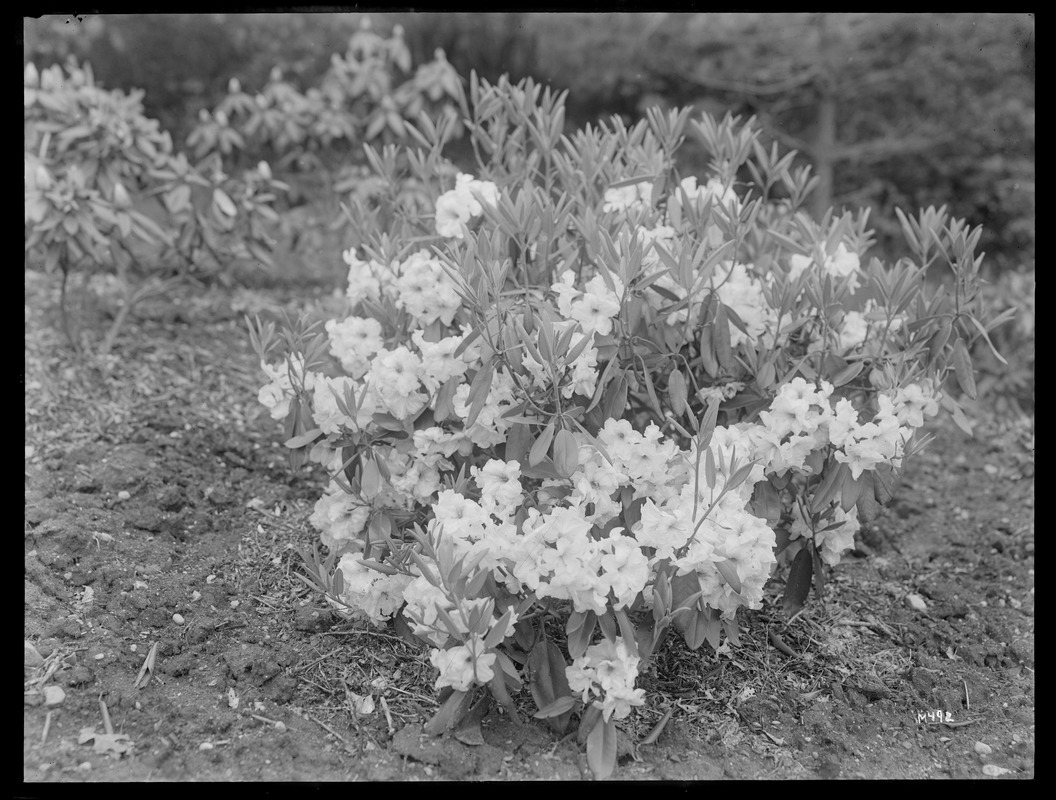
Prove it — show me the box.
[187,18,464,180]
[253,74,1000,778]
[24,57,287,351]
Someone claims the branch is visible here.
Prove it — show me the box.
[681,65,820,97]
[833,132,953,164]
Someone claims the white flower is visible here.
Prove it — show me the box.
[603,181,653,214]
[430,636,495,691]
[788,243,862,293]
[565,637,645,721]
[309,482,370,551]
[326,316,384,378]
[435,173,499,238]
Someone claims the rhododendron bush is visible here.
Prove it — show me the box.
[251,75,1002,778]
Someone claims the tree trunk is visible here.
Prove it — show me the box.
[811,14,838,219]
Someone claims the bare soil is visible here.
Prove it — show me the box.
[24,269,1034,782]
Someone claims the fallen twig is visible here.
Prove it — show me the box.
[41,711,53,745]
[380,695,396,735]
[100,697,114,736]
[768,630,800,658]
[309,713,350,745]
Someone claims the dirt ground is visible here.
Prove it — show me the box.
[24,269,1034,781]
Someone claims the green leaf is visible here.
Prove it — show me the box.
[484,609,514,649]
[360,457,382,499]
[533,696,578,719]
[601,373,628,420]
[213,188,237,217]
[423,689,475,737]
[714,560,742,595]
[667,368,688,417]
[839,469,866,513]
[529,420,556,467]
[586,716,617,780]
[566,611,596,659]
[578,704,603,745]
[951,336,977,400]
[855,473,879,521]
[553,428,579,478]
[465,359,495,428]
[783,547,813,617]
[810,460,849,513]
[433,377,460,422]
[528,638,574,733]
[831,360,864,387]
[284,428,322,449]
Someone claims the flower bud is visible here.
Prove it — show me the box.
[24,62,39,87]
[228,77,241,94]
[112,182,131,208]
[257,161,272,180]
[34,164,52,191]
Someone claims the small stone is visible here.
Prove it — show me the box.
[982,764,1012,777]
[43,686,66,706]
[974,742,993,756]
[904,593,929,613]
[206,575,217,584]
[983,464,999,476]
[93,653,105,660]
[78,762,92,771]
[172,613,186,625]
[199,742,215,751]
[117,490,131,501]
[25,641,44,668]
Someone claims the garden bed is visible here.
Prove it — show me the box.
[24,270,1034,781]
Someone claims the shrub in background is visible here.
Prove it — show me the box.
[24,58,288,353]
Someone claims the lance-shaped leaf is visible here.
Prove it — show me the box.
[433,377,460,422]
[529,420,556,467]
[533,696,578,719]
[587,716,617,780]
[284,427,322,449]
[667,368,688,417]
[553,428,579,478]
[714,560,742,595]
[614,609,639,659]
[712,304,733,370]
[810,460,849,514]
[578,704,603,745]
[424,688,475,737]
[783,547,813,617]
[601,373,629,420]
[839,469,866,513]
[465,359,495,428]
[855,472,879,521]
[488,668,520,722]
[528,638,574,733]
[566,611,596,659]
[360,457,382,499]
[951,336,977,399]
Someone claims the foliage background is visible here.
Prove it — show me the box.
[24,12,1034,272]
